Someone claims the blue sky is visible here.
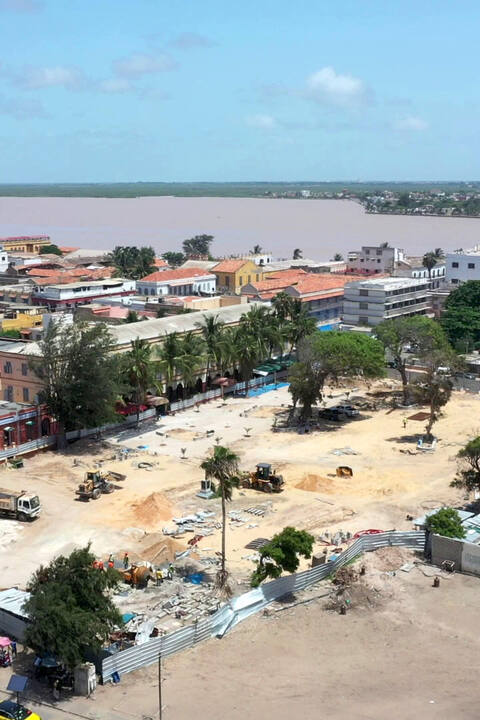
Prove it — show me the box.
[0,0,478,182]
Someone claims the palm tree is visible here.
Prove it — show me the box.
[234,324,261,394]
[288,300,317,354]
[252,244,262,254]
[156,332,180,392]
[272,291,294,323]
[293,248,303,260]
[176,331,206,395]
[200,445,239,591]
[216,326,237,376]
[422,251,437,279]
[434,248,444,259]
[332,253,344,261]
[124,338,156,425]
[195,315,224,386]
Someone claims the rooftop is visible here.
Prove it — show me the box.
[292,273,364,295]
[109,302,261,347]
[0,339,41,356]
[212,259,252,273]
[36,278,131,291]
[140,268,214,283]
[346,277,430,291]
[449,245,480,256]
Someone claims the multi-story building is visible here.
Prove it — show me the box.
[347,245,404,275]
[137,268,216,297]
[212,259,264,293]
[0,247,9,274]
[394,256,446,288]
[446,246,480,284]
[343,277,432,326]
[31,278,136,309]
[0,236,51,254]
[0,339,43,405]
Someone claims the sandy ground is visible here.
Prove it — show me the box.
[0,379,472,589]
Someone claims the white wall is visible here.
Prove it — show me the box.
[446,250,480,284]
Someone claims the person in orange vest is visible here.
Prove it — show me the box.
[97,560,104,570]
[108,554,114,569]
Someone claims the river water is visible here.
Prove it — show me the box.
[0,196,477,259]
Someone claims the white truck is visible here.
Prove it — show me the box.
[0,488,41,521]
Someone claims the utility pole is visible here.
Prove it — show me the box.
[158,648,162,720]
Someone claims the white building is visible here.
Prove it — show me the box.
[0,247,8,273]
[343,277,432,326]
[394,256,446,288]
[446,246,480,284]
[237,252,273,266]
[137,268,216,297]
[32,278,135,308]
[347,245,404,275]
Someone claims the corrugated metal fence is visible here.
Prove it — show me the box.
[101,530,425,682]
[0,436,56,460]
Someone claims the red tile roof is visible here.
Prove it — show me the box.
[140,268,212,282]
[212,259,251,273]
[291,274,364,295]
[263,269,307,282]
[153,258,169,268]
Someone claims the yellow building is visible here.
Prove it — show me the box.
[212,259,264,293]
[1,311,44,333]
[0,236,51,253]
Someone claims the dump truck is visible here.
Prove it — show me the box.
[75,469,126,501]
[0,488,41,521]
[241,463,284,493]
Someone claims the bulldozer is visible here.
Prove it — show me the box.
[75,469,126,501]
[241,463,284,493]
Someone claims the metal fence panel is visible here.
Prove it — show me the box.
[101,530,425,682]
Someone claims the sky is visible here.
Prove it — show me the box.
[0,0,478,183]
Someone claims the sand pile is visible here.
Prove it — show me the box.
[168,428,201,441]
[296,474,335,493]
[363,546,414,573]
[132,492,173,529]
[139,533,187,563]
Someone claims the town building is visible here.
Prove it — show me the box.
[347,245,404,275]
[0,236,51,254]
[137,268,216,297]
[284,274,362,326]
[31,278,136,309]
[446,246,480,284]
[0,400,55,452]
[236,252,273,266]
[241,270,309,300]
[212,259,264,293]
[0,247,9,274]
[343,277,432,326]
[0,339,42,405]
[393,256,446,288]
[0,305,44,334]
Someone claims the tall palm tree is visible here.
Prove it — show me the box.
[288,300,317,354]
[216,326,237,375]
[176,331,206,395]
[156,332,180,391]
[252,244,262,254]
[200,445,239,591]
[234,324,261,394]
[125,338,156,425]
[195,315,224,385]
[293,248,303,260]
[422,251,437,279]
[434,248,444,259]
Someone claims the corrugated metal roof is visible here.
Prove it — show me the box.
[0,588,30,619]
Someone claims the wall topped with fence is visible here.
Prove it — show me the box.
[101,530,425,683]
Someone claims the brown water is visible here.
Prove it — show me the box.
[0,196,477,258]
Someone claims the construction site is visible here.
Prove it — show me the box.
[0,378,479,718]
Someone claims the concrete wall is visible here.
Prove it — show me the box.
[430,533,480,576]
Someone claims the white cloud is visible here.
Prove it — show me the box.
[15,65,85,89]
[113,53,177,77]
[246,114,276,129]
[98,77,133,94]
[394,115,429,131]
[306,66,368,106]
[0,0,42,12]
[0,93,46,118]
[172,32,216,49]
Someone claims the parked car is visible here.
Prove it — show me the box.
[334,404,360,418]
[319,407,342,421]
[0,700,41,720]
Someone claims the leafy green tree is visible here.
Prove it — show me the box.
[30,322,122,442]
[182,234,214,257]
[292,248,303,260]
[425,508,466,539]
[125,310,140,323]
[24,545,123,669]
[441,281,480,350]
[162,251,185,267]
[289,332,385,421]
[397,192,411,208]
[451,437,480,492]
[124,338,156,425]
[251,527,315,587]
[200,446,239,591]
[375,316,451,405]
[109,246,156,280]
[39,244,63,256]
[409,346,457,439]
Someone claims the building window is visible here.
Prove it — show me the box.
[376,250,382,256]
[359,316,369,324]
[3,362,12,374]
[359,289,369,297]
[21,363,28,376]
[451,262,459,268]
[365,249,370,255]
[256,274,259,281]
[247,275,251,283]
[451,278,459,284]
[225,276,229,287]
[359,302,368,309]
[23,387,29,402]
[4,386,13,401]
[468,263,475,269]
[360,259,364,263]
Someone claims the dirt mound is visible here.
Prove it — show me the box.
[296,474,335,493]
[363,546,414,572]
[139,533,187,563]
[132,492,173,528]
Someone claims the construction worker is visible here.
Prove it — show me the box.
[123,552,129,569]
[108,554,114,569]
[403,418,407,430]
[156,568,164,586]
[167,563,174,580]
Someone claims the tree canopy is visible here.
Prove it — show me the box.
[288,331,385,420]
[30,321,122,433]
[441,281,480,351]
[23,545,123,669]
[451,436,480,492]
[182,234,213,257]
[162,251,185,267]
[251,527,315,587]
[108,245,156,279]
[425,508,466,539]
[39,243,63,256]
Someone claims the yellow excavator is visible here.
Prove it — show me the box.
[75,470,126,501]
[241,463,284,493]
